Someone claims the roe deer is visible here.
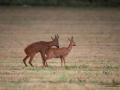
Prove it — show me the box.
[45,37,76,67]
[23,35,59,67]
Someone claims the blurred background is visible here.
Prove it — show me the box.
[0,0,120,90]
[0,0,120,7]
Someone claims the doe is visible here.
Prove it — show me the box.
[45,36,76,67]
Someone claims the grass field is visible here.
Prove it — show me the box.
[0,6,120,90]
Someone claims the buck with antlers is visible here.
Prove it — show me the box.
[23,35,59,67]
[45,36,76,67]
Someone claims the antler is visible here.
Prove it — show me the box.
[55,34,59,39]
[51,36,54,40]
[56,34,59,38]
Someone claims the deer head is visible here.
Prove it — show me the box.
[68,36,76,46]
[51,34,59,48]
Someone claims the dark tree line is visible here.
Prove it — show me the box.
[0,0,120,7]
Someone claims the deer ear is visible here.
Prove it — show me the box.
[51,36,54,40]
[71,36,73,40]
[68,37,71,41]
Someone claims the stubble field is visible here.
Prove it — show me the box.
[0,6,120,90]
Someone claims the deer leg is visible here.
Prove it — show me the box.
[60,57,63,67]
[29,55,34,67]
[63,56,66,66]
[23,55,29,67]
[45,61,48,67]
[44,54,48,67]
[40,52,46,67]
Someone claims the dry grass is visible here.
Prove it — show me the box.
[0,6,120,90]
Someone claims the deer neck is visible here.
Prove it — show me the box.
[48,40,55,48]
[67,41,73,52]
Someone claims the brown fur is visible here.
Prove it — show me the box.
[45,37,76,66]
[23,35,59,67]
